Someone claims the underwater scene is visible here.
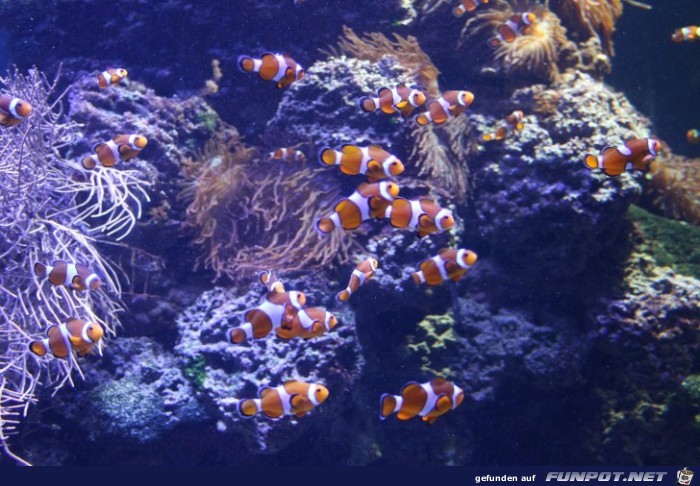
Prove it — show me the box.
[0,0,698,467]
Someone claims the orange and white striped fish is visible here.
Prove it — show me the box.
[238,380,329,419]
[359,85,427,118]
[259,270,285,293]
[490,13,537,46]
[97,68,128,89]
[29,317,104,359]
[384,198,455,238]
[229,290,306,344]
[315,182,399,234]
[0,94,32,128]
[319,144,404,181]
[687,129,699,144]
[414,90,474,126]
[82,134,148,170]
[482,110,524,142]
[412,248,477,286]
[672,26,700,43]
[276,307,338,340]
[238,52,305,89]
[583,138,661,177]
[380,377,464,425]
[454,0,489,17]
[336,258,378,302]
[269,147,306,163]
[34,260,102,291]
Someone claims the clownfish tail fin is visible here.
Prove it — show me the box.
[81,156,97,170]
[237,55,255,73]
[315,217,335,235]
[359,96,377,113]
[28,340,47,357]
[34,262,46,278]
[583,154,600,170]
[237,399,260,418]
[336,289,350,302]
[319,148,337,166]
[411,271,425,286]
[482,133,494,142]
[380,394,397,420]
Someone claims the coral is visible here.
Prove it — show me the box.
[628,205,700,279]
[180,131,359,281]
[646,154,700,226]
[0,67,141,463]
[174,285,364,454]
[462,0,569,80]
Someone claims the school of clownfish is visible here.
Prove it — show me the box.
[1,3,697,425]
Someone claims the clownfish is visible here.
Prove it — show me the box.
[672,26,700,43]
[276,307,338,340]
[34,260,102,291]
[490,13,537,46]
[380,377,464,424]
[0,95,32,128]
[238,53,305,89]
[384,198,455,238]
[237,380,329,419]
[583,138,661,177]
[687,129,699,144]
[319,144,404,181]
[359,85,427,118]
[269,148,306,163]
[412,248,478,286]
[482,110,524,142]
[82,134,148,170]
[454,0,489,17]
[336,258,378,302]
[315,182,399,234]
[29,317,104,359]
[229,290,306,344]
[414,90,474,126]
[97,68,128,89]
[259,270,285,293]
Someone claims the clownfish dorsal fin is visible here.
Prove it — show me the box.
[258,386,274,399]
[45,324,57,338]
[368,144,384,152]
[92,142,107,152]
[333,199,350,214]
[431,377,447,386]
[400,381,422,395]
[341,144,360,155]
[601,146,615,155]
[377,86,392,97]
[284,379,301,387]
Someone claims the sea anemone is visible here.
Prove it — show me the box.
[462,0,569,80]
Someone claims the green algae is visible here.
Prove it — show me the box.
[406,314,459,377]
[184,356,207,390]
[628,205,700,278]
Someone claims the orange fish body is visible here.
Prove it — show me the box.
[315,182,399,234]
[687,129,699,144]
[490,13,537,47]
[380,378,464,425]
[34,260,102,291]
[238,52,304,89]
[672,26,700,43]
[276,307,338,340]
[384,198,455,238]
[82,134,147,170]
[482,110,524,142]
[259,270,285,293]
[269,147,306,163]
[454,0,489,16]
[319,144,404,181]
[238,380,329,419]
[414,90,474,126]
[29,317,104,359]
[359,85,426,117]
[97,68,128,89]
[336,257,378,302]
[229,290,306,344]
[0,94,32,128]
[412,248,478,286]
[583,138,661,177]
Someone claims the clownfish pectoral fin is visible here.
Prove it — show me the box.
[71,275,85,289]
[418,214,433,229]
[435,394,453,414]
[366,159,382,173]
[290,394,312,413]
[68,334,83,346]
